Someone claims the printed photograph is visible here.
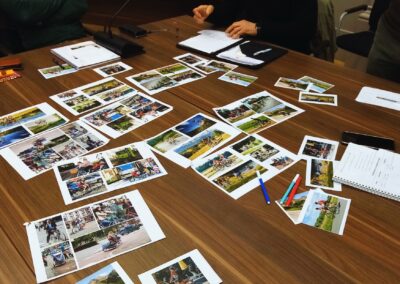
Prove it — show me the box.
[307,159,340,190]
[299,76,334,93]
[106,145,143,167]
[274,77,311,91]
[107,115,141,133]
[0,106,45,132]
[195,151,243,179]
[206,60,237,72]
[175,114,216,137]
[231,136,263,155]
[213,160,267,193]
[60,123,88,139]
[270,155,294,170]
[250,144,280,162]
[276,191,309,224]
[127,71,162,84]
[216,104,256,123]
[58,154,110,181]
[218,71,257,87]
[263,103,300,122]
[81,79,123,96]
[97,85,135,102]
[192,62,218,74]
[151,256,209,284]
[10,130,68,173]
[140,76,177,92]
[94,62,132,77]
[77,263,131,284]
[168,69,203,83]
[243,95,282,113]
[84,105,132,126]
[41,241,77,279]
[301,191,350,235]
[174,53,206,65]
[51,139,87,159]
[102,158,162,189]
[73,132,106,151]
[66,172,108,200]
[64,95,102,114]
[235,114,276,134]
[25,113,66,134]
[0,125,31,148]
[39,64,76,79]
[175,129,230,161]
[63,207,99,240]
[300,137,338,160]
[147,129,189,153]
[299,92,337,106]
[131,101,170,122]
[34,215,68,248]
[56,90,78,100]
[156,63,189,75]
[120,94,152,110]
[71,218,150,268]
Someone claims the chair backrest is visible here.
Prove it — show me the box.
[369,0,391,31]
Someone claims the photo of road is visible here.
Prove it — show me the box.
[75,227,150,268]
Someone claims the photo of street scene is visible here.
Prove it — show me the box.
[35,215,68,248]
[41,241,77,279]
[66,172,108,200]
[216,104,256,124]
[151,256,209,284]
[301,138,337,160]
[63,207,99,240]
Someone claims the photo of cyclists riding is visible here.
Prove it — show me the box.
[35,215,68,248]
[72,203,150,268]
[62,207,99,240]
[40,241,77,279]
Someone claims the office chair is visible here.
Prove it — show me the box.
[336,0,390,58]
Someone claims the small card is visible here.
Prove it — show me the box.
[138,249,222,284]
[298,189,351,235]
[298,76,334,93]
[274,77,312,91]
[38,64,77,79]
[299,92,337,106]
[298,135,339,160]
[204,60,238,72]
[275,191,311,224]
[218,71,257,87]
[306,159,342,191]
[174,53,208,66]
[0,69,21,82]
[77,262,133,284]
[93,61,133,77]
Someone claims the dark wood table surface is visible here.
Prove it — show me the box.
[0,16,399,283]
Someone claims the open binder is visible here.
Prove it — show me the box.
[177,30,287,69]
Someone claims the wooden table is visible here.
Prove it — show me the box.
[1,16,399,283]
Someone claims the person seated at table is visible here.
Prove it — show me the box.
[367,0,400,83]
[0,0,88,53]
[193,0,318,54]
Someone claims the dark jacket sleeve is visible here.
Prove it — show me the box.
[207,0,242,26]
[257,0,318,43]
[0,0,87,26]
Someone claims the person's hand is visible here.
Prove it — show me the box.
[193,5,214,24]
[226,20,257,39]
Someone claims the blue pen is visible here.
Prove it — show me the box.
[280,174,299,204]
[256,171,270,205]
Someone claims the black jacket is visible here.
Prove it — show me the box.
[207,0,318,54]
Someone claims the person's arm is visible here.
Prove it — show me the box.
[257,0,318,42]
[206,0,242,26]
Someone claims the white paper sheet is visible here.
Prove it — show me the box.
[356,86,400,111]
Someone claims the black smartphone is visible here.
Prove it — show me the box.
[341,131,395,150]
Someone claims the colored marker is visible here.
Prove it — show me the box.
[280,174,299,204]
[285,175,302,206]
[257,171,270,205]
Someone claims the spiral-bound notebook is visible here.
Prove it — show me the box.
[333,143,400,202]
